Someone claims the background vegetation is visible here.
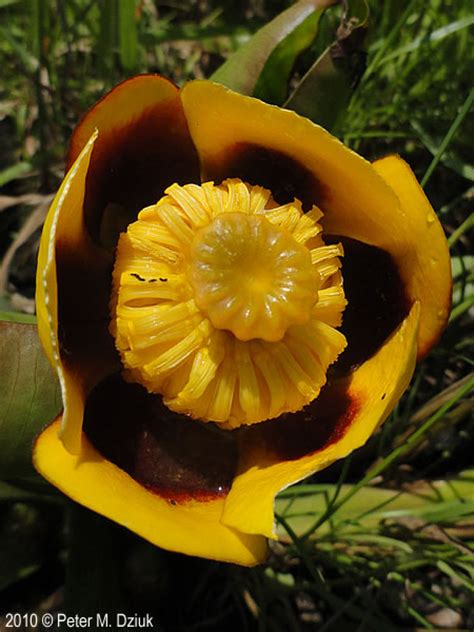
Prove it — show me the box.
[0,1,472,630]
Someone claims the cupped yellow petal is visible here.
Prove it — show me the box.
[221,303,420,538]
[34,418,267,566]
[372,155,451,358]
[36,131,117,454]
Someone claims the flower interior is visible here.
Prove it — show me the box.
[110,178,347,429]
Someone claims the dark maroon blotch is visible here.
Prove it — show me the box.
[83,374,238,504]
[82,103,200,247]
[55,244,119,381]
[206,142,327,211]
[328,236,410,376]
[241,379,358,464]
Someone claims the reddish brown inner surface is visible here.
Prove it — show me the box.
[327,236,410,376]
[75,102,201,247]
[55,245,118,385]
[83,375,358,502]
[239,379,359,465]
[203,142,328,211]
[83,374,238,503]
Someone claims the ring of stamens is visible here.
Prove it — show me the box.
[110,178,347,429]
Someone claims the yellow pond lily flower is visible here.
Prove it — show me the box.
[34,75,451,566]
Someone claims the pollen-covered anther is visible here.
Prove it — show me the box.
[110,178,348,429]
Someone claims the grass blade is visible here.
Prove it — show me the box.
[421,88,474,187]
[118,0,138,72]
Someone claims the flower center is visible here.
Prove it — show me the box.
[110,179,347,429]
[191,212,317,342]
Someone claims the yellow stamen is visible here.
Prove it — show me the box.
[111,179,347,429]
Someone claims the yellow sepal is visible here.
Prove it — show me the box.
[34,418,267,566]
[372,155,451,358]
[36,132,99,454]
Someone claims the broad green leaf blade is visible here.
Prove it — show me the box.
[210,0,337,96]
[254,8,326,105]
[0,321,61,483]
[284,0,369,131]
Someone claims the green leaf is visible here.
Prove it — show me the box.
[0,321,61,484]
[0,0,21,9]
[64,504,128,622]
[254,8,326,105]
[210,0,337,96]
[0,24,38,75]
[437,560,474,592]
[451,254,473,311]
[413,117,474,181]
[0,479,59,502]
[420,88,474,187]
[284,0,369,131]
